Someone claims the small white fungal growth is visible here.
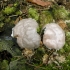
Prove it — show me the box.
[43,23,65,50]
[11,18,41,50]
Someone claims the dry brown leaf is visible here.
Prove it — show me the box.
[14,16,22,25]
[57,20,67,29]
[40,41,43,45]
[55,55,66,63]
[8,4,13,7]
[19,16,23,20]
[22,48,35,59]
[42,54,48,64]
[26,0,52,7]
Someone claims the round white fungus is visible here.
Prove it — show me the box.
[11,18,41,49]
[43,23,65,50]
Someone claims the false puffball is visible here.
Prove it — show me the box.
[42,23,65,50]
[11,18,41,50]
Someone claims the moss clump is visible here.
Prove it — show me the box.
[13,2,19,7]
[0,13,5,22]
[4,17,11,23]
[0,22,5,32]
[15,10,22,15]
[0,60,9,70]
[2,2,19,15]
[58,31,70,54]
[28,8,39,21]
[3,6,16,15]
[51,5,69,20]
[40,10,53,27]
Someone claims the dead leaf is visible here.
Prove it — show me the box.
[40,41,43,45]
[26,0,52,7]
[42,54,48,64]
[57,20,67,29]
[55,55,66,63]
[22,48,35,59]
[14,16,22,25]
[14,17,20,25]
[8,4,13,7]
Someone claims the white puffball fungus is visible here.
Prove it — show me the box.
[43,23,65,50]
[11,18,41,50]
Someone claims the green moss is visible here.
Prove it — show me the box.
[65,32,70,45]
[15,10,22,15]
[0,39,22,56]
[37,27,41,33]
[0,13,5,21]
[67,23,70,30]
[0,22,5,32]
[4,17,11,23]
[13,2,19,7]
[63,43,70,53]
[3,6,16,15]
[0,22,4,27]
[0,60,9,70]
[58,48,65,54]
[40,10,53,24]
[61,61,70,70]
[66,54,70,60]
[51,5,69,20]
[28,8,39,21]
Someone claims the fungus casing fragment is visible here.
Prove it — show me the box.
[11,18,41,50]
[43,23,65,50]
